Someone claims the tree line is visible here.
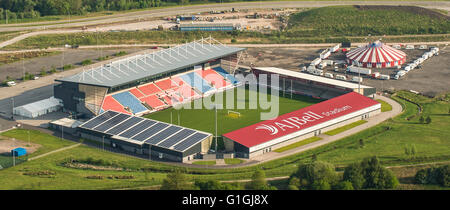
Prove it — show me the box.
[0,0,246,20]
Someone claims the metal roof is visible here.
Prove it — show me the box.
[78,110,212,152]
[180,23,234,28]
[223,92,380,148]
[56,37,245,88]
[253,67,372,89]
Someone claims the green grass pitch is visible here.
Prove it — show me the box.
[145,87,323,136]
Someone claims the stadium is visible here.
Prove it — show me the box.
[52,38,381,162]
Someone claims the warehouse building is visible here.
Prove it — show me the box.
[179,23,235,31]
[222,92,381,159]
[252,67,376,99]
[77,110,213,162]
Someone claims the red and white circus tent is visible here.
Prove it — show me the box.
[346,41,406,68]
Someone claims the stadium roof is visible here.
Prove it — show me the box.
[223,92,380,148]
[56,37,245,88]
[78,110,212,152]
[253,67,372,89]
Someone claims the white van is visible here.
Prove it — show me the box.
[7,81,16,86]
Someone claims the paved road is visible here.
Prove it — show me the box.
[0,1,449,32]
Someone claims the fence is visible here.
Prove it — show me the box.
[0,155,27,170]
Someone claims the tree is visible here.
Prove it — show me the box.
[426,116,432,124]
[361,156,399,189]
[294,161,338,189]
[311,180,331,190]
[436,165,449,187]
[419,116,424,124]
[287,177,300,190]
[411,144,417,158]
[247,170,276,190]
[194,180,244,190]
[359,139,364,148]
[335,181,354,190]
[160,170,192,190]
[311,154,317,161]
[405,146,411,156]
[343,163,365,189]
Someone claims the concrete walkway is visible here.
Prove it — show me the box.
[28,143,81,161]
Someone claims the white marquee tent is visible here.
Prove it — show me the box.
[13,97,62,118]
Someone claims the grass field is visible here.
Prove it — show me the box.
[145,87,322,138]
[0,91,449,189]
[192,160,216,165]
[287,5,450,36]
[273,136,322,153]
[377,99,393,112]
[324,120,368,136]
[1,129,75,158]
[224,158,244,165]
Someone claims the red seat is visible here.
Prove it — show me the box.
[129,88,145,98]
[102,96,131,114]
[141,95,166,109]
[138,83,161,95]
[196,69,230,89]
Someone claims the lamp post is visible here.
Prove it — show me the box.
[11,97,14,120]
[215,104,218,154]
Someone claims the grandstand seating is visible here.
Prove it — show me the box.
[138,83,161,95]
[155,78,178,91]
[111,91,148,114]
[196,69,231,89]
[212,67,239,85]
[141,95,166,109]
[170,80,199,99]
[129,88,145,99]
[162,95,175,106]
[102,95,131,114]
[179,72,214,93]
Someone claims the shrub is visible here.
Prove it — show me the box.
[294,161,339,189]
[335,181,354,190]
[63,64,74,70]
[343,156,398,189]
[311,180,331,190]
[115,51,127,57]
[415,165,450,187]
[81,59,92,66]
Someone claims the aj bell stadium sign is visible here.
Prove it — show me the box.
[223,92,380,149]
[255,105,352,135]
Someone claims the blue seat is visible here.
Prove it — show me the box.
[213,67,239,85]
[180,72,214,93]
[112,92,148,114]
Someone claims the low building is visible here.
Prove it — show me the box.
[222,92,381,159]
[49,118,84,134]
[13,97,62,118]
[252,67,376,98]
[77,110,213,162]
